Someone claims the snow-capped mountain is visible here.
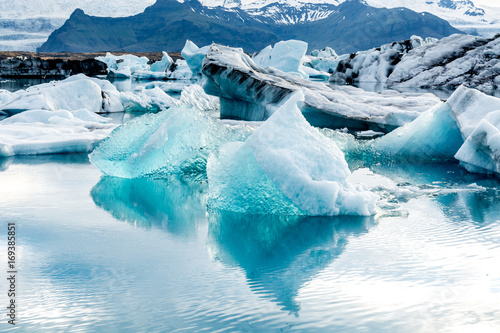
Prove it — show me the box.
[364,0,499,36]
[2,0,498,51]
[0,0,156,51]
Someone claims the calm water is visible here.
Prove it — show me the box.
[0,154,499,332]
[1,78,500,331]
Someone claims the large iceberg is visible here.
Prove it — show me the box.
[331,35,436,85]
[90,106,249,179]
[387,34,500,94]
[0,109,115,157]
[207,92,377,216]
[332,34,500,95]
[202,44,440,131]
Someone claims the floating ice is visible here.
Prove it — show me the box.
[331,35,432,85]
[90,106,248,179]
[168,59,195,80]
[253,40,308,78]
[455,117,500,174]
[0,109,115,157]
[64,74,124,112]
[0,89,15,105]
[150,51,173,72]
[387,34,500,94]
[450,87,500,174]
[373,86,500,169]
[373,102,464,162]
[0,78,104,114]
[207,92,378,216]
[202,44,440,131]
[181,40,210,76]
[95,53,150,78]
[143,81,189,94]
[120,86,180,112]
[179,84,220,111]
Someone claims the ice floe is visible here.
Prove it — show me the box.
[0,109,115,157]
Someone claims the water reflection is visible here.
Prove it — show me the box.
[208,211,374,314]
[0,153,89,172]
[91,176,207,237]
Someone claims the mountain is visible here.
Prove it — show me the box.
[364,0,500,36]
[0,0,155,51]
[38,0,461,53]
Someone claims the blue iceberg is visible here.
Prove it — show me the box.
[90,106,250,179]
[207,92,377,216]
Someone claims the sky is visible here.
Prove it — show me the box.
[473,0,500,8]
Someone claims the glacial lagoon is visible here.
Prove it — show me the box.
[1,77,500,332]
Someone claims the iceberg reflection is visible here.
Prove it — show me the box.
[208,211,374,314]
[91,176,207,237]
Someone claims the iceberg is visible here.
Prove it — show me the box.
[373,86,500,168]
[0,78,104,115]
[144,81,190,94]
[120,86,180,112]
[179,84,220,111]
[202,44,441,131]
[330,35,433,85]
[90,106,249,179]
[168,59,195,80]
[95,53,150,78]
[181,40,210,76]
[64,74,124,112]
[253,40,308,78]
[455,117,500,174]
[207,92,377,216]
[387,34,500,94]
[372,102,464,162]
[0,109,115,157]
[149,51,173,72]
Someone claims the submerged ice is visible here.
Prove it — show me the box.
[207,92,377,216]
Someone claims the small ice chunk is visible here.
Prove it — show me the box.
[179,84,219,111]
[181,40,210,76]
[150,51,173,72]
[253,40,308,78]
[120,86,180,112]
[207,91,377,216]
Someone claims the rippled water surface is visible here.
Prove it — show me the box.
[0,154,499,332]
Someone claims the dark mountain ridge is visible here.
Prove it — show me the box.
[38,0,462,54]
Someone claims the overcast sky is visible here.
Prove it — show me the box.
[474,0,500,8]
